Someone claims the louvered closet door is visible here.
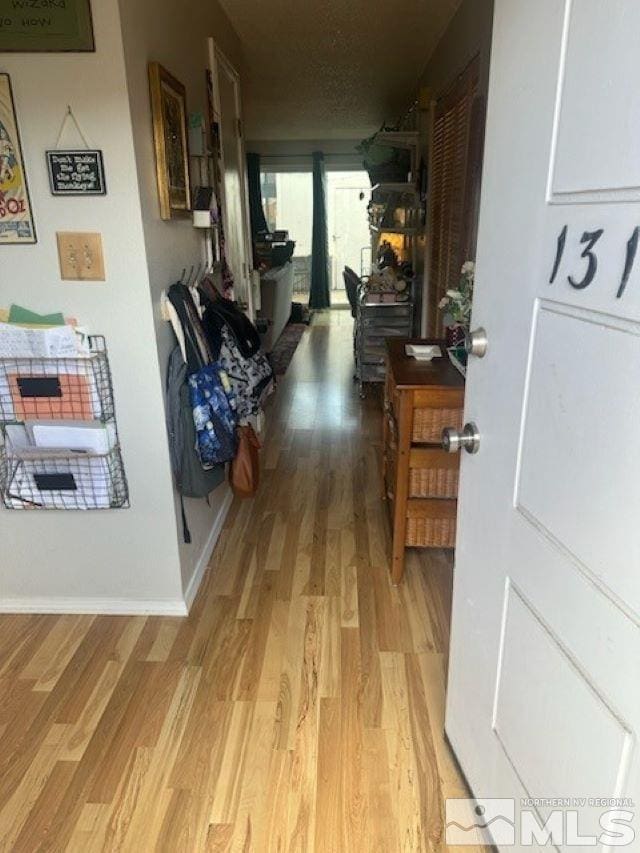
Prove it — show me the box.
[427,57,481,336]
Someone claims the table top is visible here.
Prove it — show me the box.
[387,338,465,390]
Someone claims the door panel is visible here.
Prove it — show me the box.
[551,1,640,201]
[446,2,640,850]
[516,302,640,609]
[494,584,632,802]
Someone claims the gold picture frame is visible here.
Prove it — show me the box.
[149,62,191,220]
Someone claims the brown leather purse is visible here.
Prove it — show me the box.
[230,425,261,498]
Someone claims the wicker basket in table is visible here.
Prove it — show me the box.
[406,516,456,548]
[409,466,459,499]
[412,407,463,443]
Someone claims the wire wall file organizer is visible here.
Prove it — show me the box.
[0,336,129,510]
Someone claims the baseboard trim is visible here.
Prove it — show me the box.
[183,487,234,612]
[0,490,234,618]
[0,597,189,616]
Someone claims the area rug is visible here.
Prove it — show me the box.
[269,323,308,375]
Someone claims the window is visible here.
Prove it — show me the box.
[427,56,485,335]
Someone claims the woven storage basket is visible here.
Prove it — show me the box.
[409,466,459,499]
[405,516,456,548]
[412,407,463,443]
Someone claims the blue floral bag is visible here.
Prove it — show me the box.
[188,363,237,469]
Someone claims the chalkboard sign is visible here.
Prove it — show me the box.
[0,0,94,52]
[46,150,106,196]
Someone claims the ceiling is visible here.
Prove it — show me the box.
[219,0,461,142]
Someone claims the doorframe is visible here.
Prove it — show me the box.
[208,40,254,317]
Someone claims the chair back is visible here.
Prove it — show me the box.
[343,267,360,317]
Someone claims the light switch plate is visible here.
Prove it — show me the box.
[56,232,105,281]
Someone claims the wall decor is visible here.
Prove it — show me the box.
[0,74,36,245]
[0,0,94,52]
[149,62,191,220]
[47,150,106,196]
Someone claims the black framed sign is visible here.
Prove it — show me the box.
[0,0,94,52]
[46,150,106,196]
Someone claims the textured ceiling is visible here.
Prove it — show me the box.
[220,0,461,141]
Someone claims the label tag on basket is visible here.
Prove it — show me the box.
[17,377,62,398]
[33,473,77,491]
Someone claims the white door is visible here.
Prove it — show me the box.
[446,2,640,851]
[327,172,371,291]
[209,44,254,316]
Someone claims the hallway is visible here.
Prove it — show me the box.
[0,313,475,852]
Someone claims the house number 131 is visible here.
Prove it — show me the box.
[549,225,640,298]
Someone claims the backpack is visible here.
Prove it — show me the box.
[166,345,225,542]
[166,282,238,467]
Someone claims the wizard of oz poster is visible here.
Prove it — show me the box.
[0,74,35,244]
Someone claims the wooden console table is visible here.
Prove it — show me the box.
[382,339,465,583]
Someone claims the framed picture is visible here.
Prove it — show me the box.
[46,150,107,196]
[0,0,94,52]
[0,74,36,245]
[149,62,191,220]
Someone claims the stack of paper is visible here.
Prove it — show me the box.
[5,421,116,454]
[0,323,87,359]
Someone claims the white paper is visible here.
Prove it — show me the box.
[0,323,84,359]
[4,423,30,449]
[28,420,116,454]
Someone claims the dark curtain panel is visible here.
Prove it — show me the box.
[309,151,331,309]
[246,152,268,237]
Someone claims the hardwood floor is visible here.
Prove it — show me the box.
[0,311,482,852]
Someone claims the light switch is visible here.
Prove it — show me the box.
[56,232,105,281]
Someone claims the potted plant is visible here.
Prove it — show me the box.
[357,126,411,185]
[438,261,475,347]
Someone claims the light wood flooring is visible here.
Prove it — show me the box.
[0,311,481,852]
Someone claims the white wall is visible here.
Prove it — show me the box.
[0,0,185,612]
[117,0,244,597]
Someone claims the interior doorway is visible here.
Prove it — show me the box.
[209,43,253,314]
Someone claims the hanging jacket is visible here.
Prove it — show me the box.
[201,292,262,360]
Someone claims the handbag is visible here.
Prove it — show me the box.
[230,424,261,498]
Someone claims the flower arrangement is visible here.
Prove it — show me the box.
[439,261,475,326]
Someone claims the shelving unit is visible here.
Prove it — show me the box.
[370,224,417,235]
[368,128,422,261]
[356,127,426,393]
[371,182,419,194]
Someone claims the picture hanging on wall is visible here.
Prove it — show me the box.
[149,62,191,220]
[0,74,36,245]
[0,0,94,52]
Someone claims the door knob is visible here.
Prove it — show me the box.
[465,326,488,358]
[442,422,481,454]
